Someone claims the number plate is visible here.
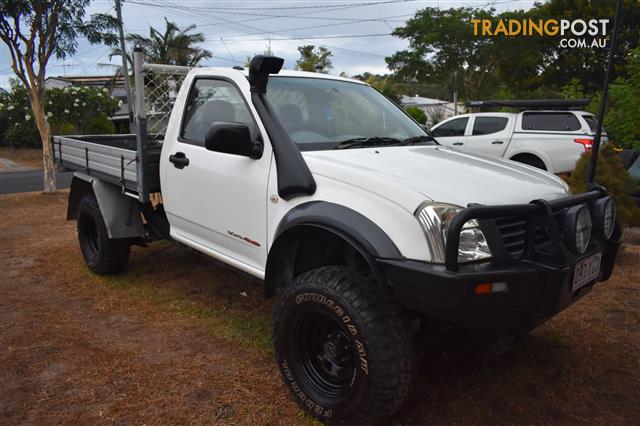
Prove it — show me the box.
[572,252,602,291]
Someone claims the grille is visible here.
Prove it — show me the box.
[495,210,566,258]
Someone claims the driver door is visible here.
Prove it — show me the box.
[162,77,272,273]
[431,116,470,149]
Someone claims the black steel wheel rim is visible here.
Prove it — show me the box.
[289,310,357,402]
[80,214,100,256]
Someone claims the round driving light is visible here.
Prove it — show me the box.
[563,205,592,254]
[594,197,616,239]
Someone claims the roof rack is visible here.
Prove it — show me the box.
[467,99,591,110]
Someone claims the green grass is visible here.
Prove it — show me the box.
[63,246,275,355]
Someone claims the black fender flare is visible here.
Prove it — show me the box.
[265,201,402,298]
[67,173,145,238]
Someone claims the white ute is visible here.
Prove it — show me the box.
[54,54,620,424]
[430,109,608,173]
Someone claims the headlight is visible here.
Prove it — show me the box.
[563,204,592,254]
[594,197,616,239]
[415,203,492,263]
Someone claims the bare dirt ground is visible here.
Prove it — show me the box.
[0,148,43,169]
[1,191,639,425]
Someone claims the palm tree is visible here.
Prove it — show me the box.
[110,18,212,66]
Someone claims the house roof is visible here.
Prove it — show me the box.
[400,95,449,107]
[45,75,125,86]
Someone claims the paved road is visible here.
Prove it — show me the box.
[0,170,73,195]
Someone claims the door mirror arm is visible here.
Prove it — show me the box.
[250,136,264,159]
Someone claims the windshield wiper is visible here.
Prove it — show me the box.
[399,135,437,145]
[333,136,402,150]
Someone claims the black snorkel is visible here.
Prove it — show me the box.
[248,55,316,200]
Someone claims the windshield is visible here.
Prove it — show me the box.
[266,76,433,150]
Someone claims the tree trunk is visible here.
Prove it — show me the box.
[29,91,56,193]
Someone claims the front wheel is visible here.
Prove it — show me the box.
[273,266,415,424]
[77,193,131,275]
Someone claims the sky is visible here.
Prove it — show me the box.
[0,0,537,89]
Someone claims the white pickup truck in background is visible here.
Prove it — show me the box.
[430,110,608,173]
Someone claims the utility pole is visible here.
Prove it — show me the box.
[115,0,134,126]
[453,70,458,115]
[587,0,622,184]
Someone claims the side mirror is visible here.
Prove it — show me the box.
[205,122,263,159]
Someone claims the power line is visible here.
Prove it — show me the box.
[127,0,399,42]
[180,9,411,23]
[125,0,401,62]
[142,0,420,11]
[210,33,393,42]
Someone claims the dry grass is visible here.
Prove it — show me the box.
[1,191,638,425]
[0,147,43,169]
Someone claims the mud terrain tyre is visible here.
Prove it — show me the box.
[77,193,130,275]
[273,266,414,424]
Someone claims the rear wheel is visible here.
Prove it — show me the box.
[273,266,414,424]
[511,154,547,170]
[77,193,130,275]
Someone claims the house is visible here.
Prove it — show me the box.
[400,95,466,128]
[44,75,131,133]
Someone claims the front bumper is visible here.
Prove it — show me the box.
[378,239,618,338]
[377,188,621,343]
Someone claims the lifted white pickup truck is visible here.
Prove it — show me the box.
[430,110,608,173]
[54,54,620,424]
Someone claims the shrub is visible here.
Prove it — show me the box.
[405,106,427,124]
[0,80,120,147]
[2,121,40,148]
[85,113,115,134]
[51,122,76,135]
[568,144,640,226]
[0,83,40,147]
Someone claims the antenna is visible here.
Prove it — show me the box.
[587,0,622,184]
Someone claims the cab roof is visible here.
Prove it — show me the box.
[191,66,367,85]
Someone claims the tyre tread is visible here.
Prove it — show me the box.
[274,265,414,424]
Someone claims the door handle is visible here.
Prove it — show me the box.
[453,142,464,146]
[491,140,504,145]
[169,152,189,169]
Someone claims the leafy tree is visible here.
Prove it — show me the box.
[560,78,586,99]
[532,0,640,93]
[604,45,640,150]
[386,1,640,100]
[1,0,116,191]
[386,7,543,100]
[295,45,333,73]
[405,106,427,124]
[568,144,640,226]
[110,18,212,66]
[355,72,401,103]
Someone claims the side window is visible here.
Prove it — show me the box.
[431,117,469,137]
[521,112,581,131]
[181,79,255,145]
[472,117,508,135]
